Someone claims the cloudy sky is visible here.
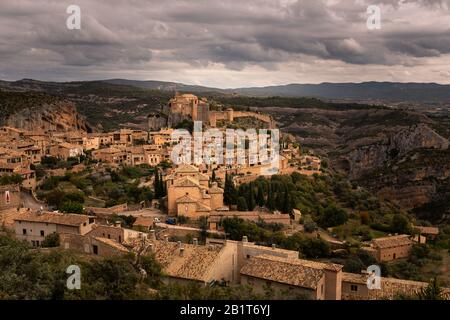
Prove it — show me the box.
[0,0,450,88]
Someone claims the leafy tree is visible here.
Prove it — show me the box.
[44,189,66,207]
[343,257,365,273]
[41,233,60,248]
[390,214,412,234]
[0,174,23,185]
[237,197,248,211]
[59,201,84,214]
[298,237,330,258]
[304,220,318,233]
[318,204,348,228]
[417,278,445,300]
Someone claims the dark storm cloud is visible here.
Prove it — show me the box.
[0,0,449,85]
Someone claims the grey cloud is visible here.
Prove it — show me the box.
[0,0,449,85]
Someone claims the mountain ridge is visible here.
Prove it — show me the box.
[2,78,450,102]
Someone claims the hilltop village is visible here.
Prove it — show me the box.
[0,93,448,300]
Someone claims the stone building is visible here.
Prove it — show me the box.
[341,272,431,300]
[14,211,95,247]
[166,164,224,218]
[240,254,342,300]
[364,234,414,262]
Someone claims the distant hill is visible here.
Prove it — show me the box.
[2,78,450,102]
[103,80,450,102]
[103,79,223,94]
[228,82,450,102]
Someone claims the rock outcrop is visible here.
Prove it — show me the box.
[0,91,90,132]
[341,124,449,179]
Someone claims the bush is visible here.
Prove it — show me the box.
[299,237,330,258]
[318,204,348,228]
[390,214,412,234]
[41,233,60,248]
[0,174,23,185]
[59,201,84,214]
[304,220,318,233]
[63,191,85,204]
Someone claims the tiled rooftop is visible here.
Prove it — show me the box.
[94,237,129,253]
[342,272,432,300]
[372,235,414,249]
[14,211,93,227]
[240,255,330,289]
[150,240,223,282]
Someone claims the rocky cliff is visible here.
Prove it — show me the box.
[0,91,90,132]
[341,124,449,179]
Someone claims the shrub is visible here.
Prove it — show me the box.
[59,201,84,214]
[41,233,60,248]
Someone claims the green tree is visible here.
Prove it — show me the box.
[224,173,238,205]
[247,182,255,211]
[237,197,248,211]
[318,204,348,228]
[266,183,275,210]
[59,201,84,214]
[417,278,445,300]
[41,233,60,248]
[256,183,265,207]
[390,214,412,234]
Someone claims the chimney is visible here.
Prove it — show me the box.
[272,244,276,250]
[148,243,154,252]
[242,236,248,243]
[150,229,156,241]
[164,235,169,242]
[193,238,198,246]
[115,221,121,228]
[179,243,185,256]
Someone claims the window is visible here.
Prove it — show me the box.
[246,254,250,259]
[351,285,358,292]
[321,284,324,294]
[107,234,111,239]
[22,229,27,235]
[40,230,44,237]
[93,245,98,255]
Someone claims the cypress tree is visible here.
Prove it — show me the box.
[153,169,160,198]
[237,197,248,211]
[266,182,275,210]
[256,183,265,207]
[248,182,255,211]
[282,185,291,213]
[160,171,166,197]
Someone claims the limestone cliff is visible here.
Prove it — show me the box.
[0,91,90,132]
[340,124,449,179]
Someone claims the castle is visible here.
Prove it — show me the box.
[148,93,276,130]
